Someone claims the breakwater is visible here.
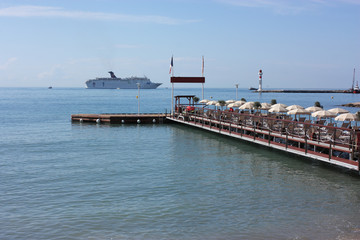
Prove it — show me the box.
[255,89,348,93]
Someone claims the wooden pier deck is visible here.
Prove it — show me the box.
[167,106,360,173]
[71,113,169,124]
[70,107,360,173]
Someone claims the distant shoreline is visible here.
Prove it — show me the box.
[342,102,360,107]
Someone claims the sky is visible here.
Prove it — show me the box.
[0,0,359,89]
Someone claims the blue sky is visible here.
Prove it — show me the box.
[0,0,359,88]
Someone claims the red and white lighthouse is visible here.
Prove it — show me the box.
[258,69,263,92]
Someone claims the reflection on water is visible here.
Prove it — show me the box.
[1,88,360,239]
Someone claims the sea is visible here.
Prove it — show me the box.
[1,87,360,240]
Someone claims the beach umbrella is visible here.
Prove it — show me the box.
[311,110,337,118]
[305,106,323,112]
[261,102,272,110]
[269,105,288,113]
[334,113,357,121]
[199,99,209,104]
[227,102,242,108]
[235,100,246,105]
[287,109,311,120]
[225,100,235,104]
[328,108,349,115]
[272,103,288,108]
[206,100,218,105]
[286,105,304,111]
[239,101,255,110]
[287,108,311,115]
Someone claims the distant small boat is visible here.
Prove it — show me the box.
[48,86,52,89]
[249,87,257,91]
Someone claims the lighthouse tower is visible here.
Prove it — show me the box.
[258,69,263,92]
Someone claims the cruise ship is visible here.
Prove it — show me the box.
[85,72,162,89]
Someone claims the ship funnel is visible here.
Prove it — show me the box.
[108,71,117,78]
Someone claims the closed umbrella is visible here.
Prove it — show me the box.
[328,108,349,115]
[305,106,323,112]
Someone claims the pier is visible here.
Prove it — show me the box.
[71,113,169,124]
[166,96,360,173]
[254,89,349,93]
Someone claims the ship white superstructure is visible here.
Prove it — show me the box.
[86,72,162,89]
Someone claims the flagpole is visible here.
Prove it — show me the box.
[171,83,174,116]
[202,56,204,100]
[170,55,174,116]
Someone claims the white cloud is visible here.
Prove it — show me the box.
[115,44,142,49]
[37,64,63,79]
[0,57,17,70]
[0,5,199,25]
[215,0,360,14]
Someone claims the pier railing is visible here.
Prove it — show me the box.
[173,104,359,166]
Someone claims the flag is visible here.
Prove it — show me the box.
[202,56,204,76]
[169,56,173,74]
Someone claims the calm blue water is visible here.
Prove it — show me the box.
[1,87,360,239]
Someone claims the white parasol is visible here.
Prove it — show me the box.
[239,101,255,110]
[305,106,323,112]
[272,103,288,108]
[199,99,210,104]
[287,108,311,115]
[328,108,349,115]
[311,110,337,118]
[206,100,218,105]
[286,105,304,111]
[334,113,357,121]
[269,105,288,113]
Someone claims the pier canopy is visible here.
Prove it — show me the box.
[174,95,196,106]
[170,77,205,83]
[170,76,206,115]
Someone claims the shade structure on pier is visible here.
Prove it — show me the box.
[286,105,304,111]
[235,100,246,105]
[272,103,288,108]
[227,102,242,108]
[335,113,357,121]
[305,106,323,112]
[269,105,288,113]
[199,99,209,104]
[311,110,337,118]
[261,102,272,110]
[239,101,255,110]
[206,100,218,105]
[225,100,235,104]
[328,108,349,115]
[287,108,311,115]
